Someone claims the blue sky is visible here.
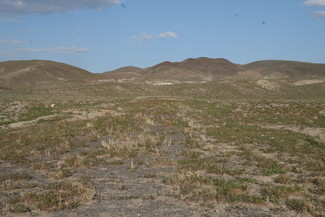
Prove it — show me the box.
[0,0,325,73]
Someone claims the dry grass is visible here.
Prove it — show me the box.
[2,177,95,213]
[100,131,162,158]
[0,81,324,216]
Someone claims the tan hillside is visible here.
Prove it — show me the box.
[100,66,145,80]
[243,60,325,79]
[105,66,143,74]
[0,60,95,87]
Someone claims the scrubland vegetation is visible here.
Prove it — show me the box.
[0,79,324,216]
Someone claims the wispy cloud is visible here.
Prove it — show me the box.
[131,32,178,41]
[0,0,122,15]
[312,10,325,17]
[304,0,325,18]
[56,46,89,54]
[304,0,325,7]
[0,46,88,57]
[0,39,23,45]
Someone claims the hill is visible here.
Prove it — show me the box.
[145,58,325,82]
[100,66,145,80]
[243,60,325,80]
[142,58,325,82]
[1,58,325,87]
[145,57,243,81]
[105,66,143,74]
[0,60,95,87]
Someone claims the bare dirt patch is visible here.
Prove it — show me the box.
[293,79,324,86]
[256,79,280,91]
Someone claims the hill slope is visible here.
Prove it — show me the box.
[243,60,325,79]
[144,58,325,81]
[145,57,243,81]
[105,66,143,74]
[0,60,95,87]
[100,66,145,80]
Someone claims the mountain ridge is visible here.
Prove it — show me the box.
[1,58,325,87]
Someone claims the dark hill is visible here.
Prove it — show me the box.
[178,57,243,77]
[145,57,243,81]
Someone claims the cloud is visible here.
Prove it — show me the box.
[0,39,23,45]
[304,0,325,7]
[304,0,325,18]
[56,46,89,54]
[157,32,178,38]
[0,46,88,57]
[312,10,325,17]
[0,0,121,15]
[131,32,179,41]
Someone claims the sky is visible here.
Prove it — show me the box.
[0,0,325,73]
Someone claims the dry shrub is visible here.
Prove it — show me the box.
[101,132,161,158]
